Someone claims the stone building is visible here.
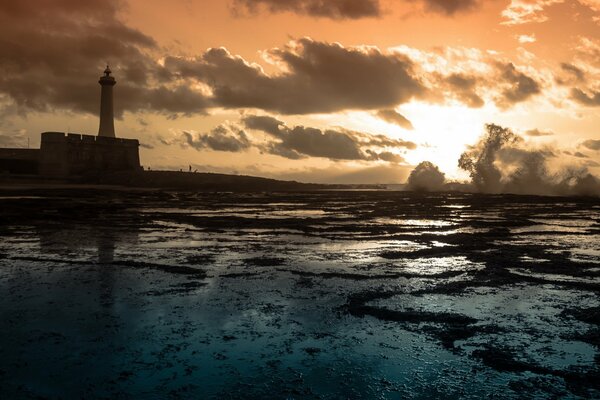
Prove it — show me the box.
[0,67,141,179]
[38,132,140,178]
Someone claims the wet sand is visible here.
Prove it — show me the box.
[0,189,599,399]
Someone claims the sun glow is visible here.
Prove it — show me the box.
[331,103,494,180]
[402,102,492,179]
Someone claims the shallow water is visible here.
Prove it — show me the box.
[0,190,599,399]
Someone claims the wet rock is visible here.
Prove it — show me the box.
[244,256,285,267]
[302,347,321,356]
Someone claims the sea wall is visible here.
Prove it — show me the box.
[0,148,40,175]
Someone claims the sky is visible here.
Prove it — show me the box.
[0,0,599,184]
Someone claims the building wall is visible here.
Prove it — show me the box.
[39,132,141,177]
[0,148,40,174]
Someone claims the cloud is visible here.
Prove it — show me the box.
[444,73,484,107]
[502,0,600,25]
[232,0,480,18]
[366,150,406,163]
[501,0,563,25]
[496,62,541,107]
[0,3,551,121]
[273,126,366,160]
[243,115,285,137]
[0,129,28,148]
[0,0,209,117]
[581,139,600,151]
[242,114,414,161]
[571,88,600,106]
[160,114,415,163]
[376,109,414,130]
[183,125,251,152]
[524,128,554,137]
[421,0,479,16]
[0,2,570,125]
[575,37,600,68]
[164,40,540,115]
[564,150,591,159]
[586,160,600,167]
[118,85,210,116]
[560,63,586,83]
[231,0,381,19]
[406,161,446,191]
[517,34,537,44]
[165,38,425,114]
[398,45,547,109]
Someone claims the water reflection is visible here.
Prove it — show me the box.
[0,191,599,399]
[37,225,139,264]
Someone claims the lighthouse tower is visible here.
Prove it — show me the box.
[98,65,116,138]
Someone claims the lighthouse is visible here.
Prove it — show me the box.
[98,65,116,138]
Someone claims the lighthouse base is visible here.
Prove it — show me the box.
[39,132,141,178]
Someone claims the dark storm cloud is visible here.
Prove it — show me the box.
[586,160,600,167]
[165,38,425,114]
[368,150,405,163]
[524,128,554,137]
[429,58,547,109]
[242,114,414,161]
[183,125,251,152]
[363,132,416,149]
[123,85,210,116]
[376,109,414,130]
[242,115,285,137]
[564,150,590,159]
[445,73,484,107]
[560,63,586,83]
[571,88,600,107]
[281,126,368,160]
[421,0,479,15]
[162,114,413,163]
[0,0,209,117]
[581,139,600,151]
[232,0,381,19]
[496,63,541,107]
[232,0,479,18]
[0,1,547,119]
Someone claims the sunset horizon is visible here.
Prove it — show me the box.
[0,0,598,186]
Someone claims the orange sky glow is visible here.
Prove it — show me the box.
[0,0,598,183]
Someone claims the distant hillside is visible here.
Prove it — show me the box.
[93,170,385,191]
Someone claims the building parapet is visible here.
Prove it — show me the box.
[41,132,139,147]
